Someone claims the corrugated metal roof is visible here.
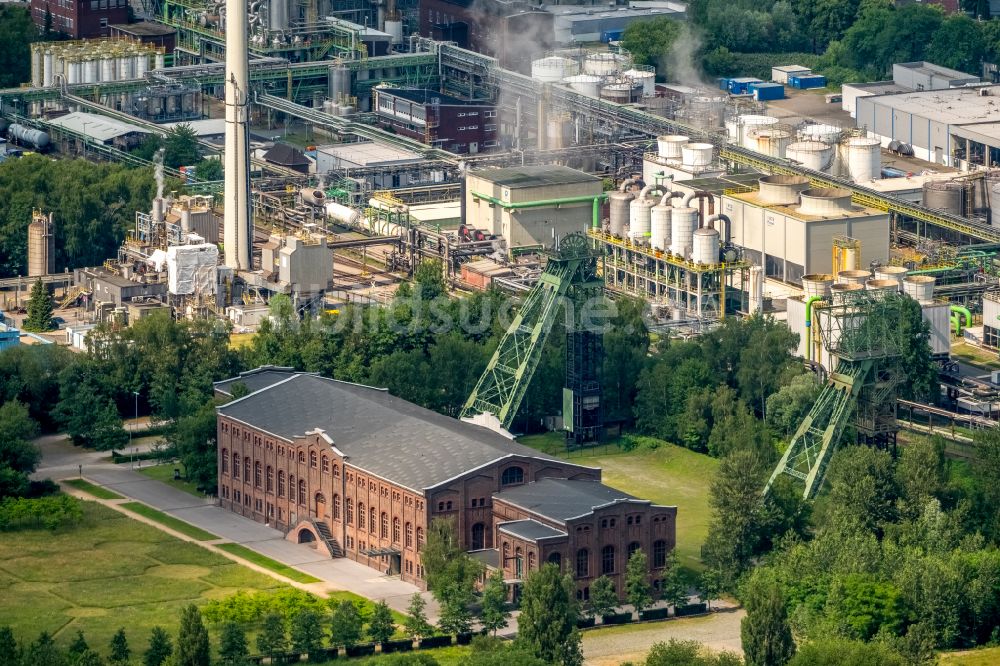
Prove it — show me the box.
[48,111,149,142]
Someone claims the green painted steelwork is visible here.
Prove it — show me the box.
[804,296,821,363]
[469,191,608,230]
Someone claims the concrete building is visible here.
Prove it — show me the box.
[260,233,334,298]
[543,5,683,44]
[984,291,1000,349]
[892,61,979,91]
[465,165,603,247]
[30,0,128,38]
[73,266,168,310]
[109,22,176,52]
[373,88,499,155]
[214,368,677,597]
[314,141,427,189]
[48,111,150,151]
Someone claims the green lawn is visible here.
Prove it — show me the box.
[0,501,283,651]
[519,434,717,572]
[120,502,219,541]
[951,342,1000,370]
[941,647,1000,665]
[61,478,124,500]
[345,645,471,664]
[216,543,322,584]
[137,463,208,498]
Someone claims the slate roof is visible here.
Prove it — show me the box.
[213,366,303,397]
[493,478,645,524]
[216,373,594,492]
[497,519,567,542]
[263,143,310,167]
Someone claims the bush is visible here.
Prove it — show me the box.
[601,613,634,625]
[0,494,82,531]
[417,636,452,649]
[703,50,823,80]
[455,633,474,645]
[639,608,671,621]
[576,617,596,629]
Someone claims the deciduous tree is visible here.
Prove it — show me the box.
[741,578,795,666]
[588,575,617,618]
[291,608,325,659]
[403,593,433,640]
[479,569,510,635]
[625,549,652,614]
[516,563,580,665]
[367,601,395,645]
[218,622,249,665]
[255,613,287,660]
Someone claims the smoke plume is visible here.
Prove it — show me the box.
[154,147,165,200]
[663,25,707,88]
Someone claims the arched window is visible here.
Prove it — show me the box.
[602,545,615,575]
[381,512,389,539]
[322,455,329,473]
[277,471,285,497]
[500,466,524,486]
[266,466,274,492]
[653,540,668,568]
[289,475,296,503]
[370,507,376,534]
[315,492,325,516]
[254,462,262,488]
[515,547,523,578]
[405,522,413,548]
[232,453,240,479]
[332,463,340,478]
[471,523,485,551]
[298,479,306,505]
[548,552,562,568]
[310,451,318,469]
[358,503,366,529]
[333,494,341,520]
[416,527,425,551]
[576,549,589,577]
[528,551,536,571]
[392,517,400,544]
[221,449,229,474]
[244,457,250,481]
[627,541,641,560]
[346,499,353,524]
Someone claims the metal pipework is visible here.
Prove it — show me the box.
[618,177,636,193]
[470,190,609,230]
[704,213,732,244]
[658,191,684,206]
[682,190,716,226]
[804,296,821,363]
[638,183,667,200]
[950,305,972,335]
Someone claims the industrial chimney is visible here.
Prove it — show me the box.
[224,0,252,270]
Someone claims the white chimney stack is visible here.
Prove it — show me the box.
[224,0,252,270]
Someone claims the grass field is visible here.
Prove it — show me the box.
[518,434,717,572]
[951,342,1000,370]
[137,463,207,498]
[61,479,124,500]
[941,647,1000,665]
[216,543,322,584]
[0,501,283,650]
[120,502,219,541]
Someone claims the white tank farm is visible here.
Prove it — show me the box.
[692,227,720,265]
[629,197,655,241]
[650,203,671,250]
[800,123,842,145]
[623,67,655,97]
[608,190,634,237]
[101,57,114,82]
[682,143,714,167]
[670,207,698,258]
[841,136,881,183]
[657,135,688,159]
[583,52,630,76]
[746,127,792,158]
[786,141,834,172]
[31,46,42,87]
[532,56,580,83]
[562,74,601,98]
[737,115,778,149]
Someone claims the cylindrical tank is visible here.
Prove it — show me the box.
[43,51,54,87]
[135,54,148,79]
[670,207,698,258]
[561,74,602,98]
[166,95,178,115]
[328,66,351,100]
[180,206,192,234]
[650,203,671,250]
[84,59,98,84]
[737,114,778,149]
[692,227,720,265]
[323,99,336,114]
[623,67,655,97]
[801,274,834,299]
[182,93,194,113]
[583,52,628,76]
[903,275,935,303]
[758,175,810,205]
[338,104,355,116]
[799,188,853,216]
[681,143,713,167]
[874,266,907,289]
[831,282,864,303]
[101,57,114,82]
[269,0,288,30]
[155,53,165,70]
[657,135,688,160]
[866,279,898,292]
[301,188,327,205]
[747,127,792,158]
[842,136,881,183]
[786,141,834,172]
[546,114,571,150]
[532,56,579,83]
[148,95,163,116]
[600,83,640,104]
[9,124,50,149]
[680,96,726,131]
[27,212,55,277]
[384,19,403,44]
[837,269,871,286]
[325,201,361,227]
[608,190,634,237]
[66,61,79,85]
[31,47,43,88]
[800,123,841,145]
[922,180,969,216]
[629,197,655,241]
[119,56,132,79]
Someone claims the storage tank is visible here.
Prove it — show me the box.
[608,189,634,237]
[135,54,148,79]
[837,269,871,286]
[43,51,54,87]
[301,188,327,206]
[325,201,360,227]
[328,66,351,100]
[650,202,671,251]
[384,19,403,43]
[532,56,579,83]
[679,96,726,131]
[84,59,98,84]
[269,0,288,30]
[922,180,970,216]
[747,126,792,158]
[657,135,688,160]
[623,67,655,97]
[27,211,55,277]
[119,56,132,79]
[758,175,810,205]
[799,188,853,216]
[874,266,907,289]
[830,282,864,302]
[841,136,881,183]
[736,114,778,148]
[155,52,165,70]
[801,274,834,299]
[681,143,713,167]
[562,74,602,98]
[786,141,834,172]
[600,83,640,104]
[866,279,898,292]
[9,124,50,149]
[692,227,720,265]
[584,52,629,76]
[101,57,114,82]
[31,46,43,88]
[546,114,572,150]
[669,207,698,258]
[66,61,79,85]
[800,123,841,145]
[903,275,935,303]
[630,197,655,241]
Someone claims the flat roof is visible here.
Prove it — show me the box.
[949,121,1000,143]
[48,111,149,142]
[494,478,647,523]
[470,164,601,188]
[497,519,567,541]
[729,189,883,220]
[895,61,979,81]
[670,172,763,195]
[843,81,909,95]
[378,88,492,107]
[859,85,1000,125]
[317,141,423,166]
[110,21,176,36]
[865,172,963,193]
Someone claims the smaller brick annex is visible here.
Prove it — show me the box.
[214,367,677,599]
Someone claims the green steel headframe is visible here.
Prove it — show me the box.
[461,233,600,429]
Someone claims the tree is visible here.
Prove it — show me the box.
[412,259,446,301]
[787,638,907,666]
[602,296,649,425]
[68,631,90,658]
[168,399,219,492]
[108,628,130,666]
[23,279,54,332]
[659,551,689,613]
[479,569,510,635]
[699,569,723,611]
[741,579,795,666]
[928,15,985,73]
[192,158,222,182]
[256,613,287,660]
[24,632,66,666]
[894,297,935,402]
[367,601,396,645]
[162,125,200,169]
[0,401,40,498]
[0,6,38,88]
[403,593,433,640]
[422,518,482,634]
[218,622,249,666]
[76,651,106,666]
[621,16,683,67]
[0,626,18,666]
[973,429,1000,540]
[291,608,325,659]
[516,563,580,665]
[175,605,210,666]
[462,636,548,666]
[329,600,362,648]
[766,373,821,440]
[824,446,900,537]
[625,549,653,615]
[142,627,172,666]
[589,576,618,618]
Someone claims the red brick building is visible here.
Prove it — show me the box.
[373,88,498,155]
[30,0,129,39]
[214,367,677,598]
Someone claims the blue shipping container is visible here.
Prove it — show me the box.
[749,82,784,101]
[789,74,827,89]
[727,77,762,94]
[718,78,730,90]
[601,30,624,43]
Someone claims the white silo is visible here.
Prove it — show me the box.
[67,60,79,85]
[800,123,842,145]
[786,141,834,172]
[135,54,148,79]
[902,275,935,304]
[31,46,43,88]
[692,227,720,265]
[630,196,655,242]
[738,115,778,149]
[562,74,602,98]
[101,56,114,82]
[650,201,671,251]
[584,52,628,76]
[681,143,714,167]
[43,51,54,87]
[623,66,655,97]
[84,59,98,84]
[670,207,698,258]
[841,136,881,183]
[747,126,793,158]
[657,135,688,160]
[532,57,579,83]
[155,52,165,70]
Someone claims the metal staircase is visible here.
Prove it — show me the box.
[310,519,344,558]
